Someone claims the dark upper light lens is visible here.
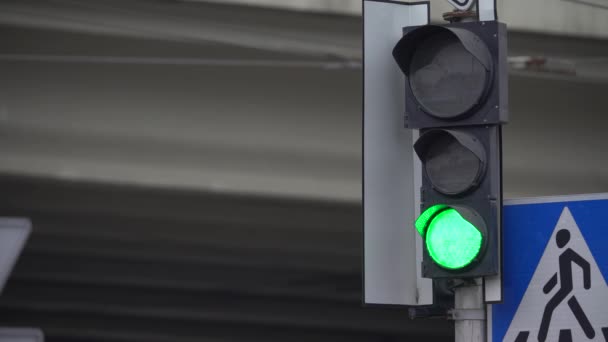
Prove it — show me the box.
[408,31,488,119]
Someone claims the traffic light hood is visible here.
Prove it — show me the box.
[392,24,492,77]
[413,129,485,165]
[415,204,486,239]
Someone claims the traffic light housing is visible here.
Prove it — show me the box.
[393,21,507,279]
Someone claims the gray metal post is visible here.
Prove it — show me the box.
[453,281,486,342]
[449,4,487,340]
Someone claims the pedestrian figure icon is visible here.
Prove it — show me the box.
[538,229,594,342]
[500,207,608,342]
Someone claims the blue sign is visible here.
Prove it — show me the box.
[490,194,608,342]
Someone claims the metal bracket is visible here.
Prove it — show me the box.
[408,306,450,320]
[448,308,486,321]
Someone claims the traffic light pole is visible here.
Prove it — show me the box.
[452,280,486,342]
[446,3,488,341]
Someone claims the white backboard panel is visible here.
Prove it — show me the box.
[363,0,431,306]
[0,218,31,294]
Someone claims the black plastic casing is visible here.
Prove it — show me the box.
[393,21,507,279]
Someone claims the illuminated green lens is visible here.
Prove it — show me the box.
[424,208,483,270]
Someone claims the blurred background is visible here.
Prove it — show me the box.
[0,0,607,341]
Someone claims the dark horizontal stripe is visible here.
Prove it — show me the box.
[1,309,449,342]
[0,175,360,230]
[10,255,361,303]
[0,281,451,335]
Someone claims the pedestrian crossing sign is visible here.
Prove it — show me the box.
[490,194,608,342]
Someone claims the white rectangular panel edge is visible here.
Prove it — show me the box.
[363,0,430,306]
[0,218,32,294]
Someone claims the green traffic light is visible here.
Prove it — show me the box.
[415,205,483,270]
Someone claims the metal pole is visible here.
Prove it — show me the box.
[451,2,486,339]
[453,281,486,342]
[441,3,488,341]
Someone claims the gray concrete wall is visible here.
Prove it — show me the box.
[1,42,607,200]
[0,3,607,201]
[203,0,608,39]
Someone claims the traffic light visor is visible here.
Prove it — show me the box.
[415,205,486,270]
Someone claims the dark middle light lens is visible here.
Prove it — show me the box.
[408,31,488,119]
[423,133,482,195]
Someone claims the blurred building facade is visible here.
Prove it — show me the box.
[0,0,607,341]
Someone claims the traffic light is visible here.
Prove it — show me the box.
[392,21,508,279]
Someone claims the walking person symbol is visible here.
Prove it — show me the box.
[538,229,595,342]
